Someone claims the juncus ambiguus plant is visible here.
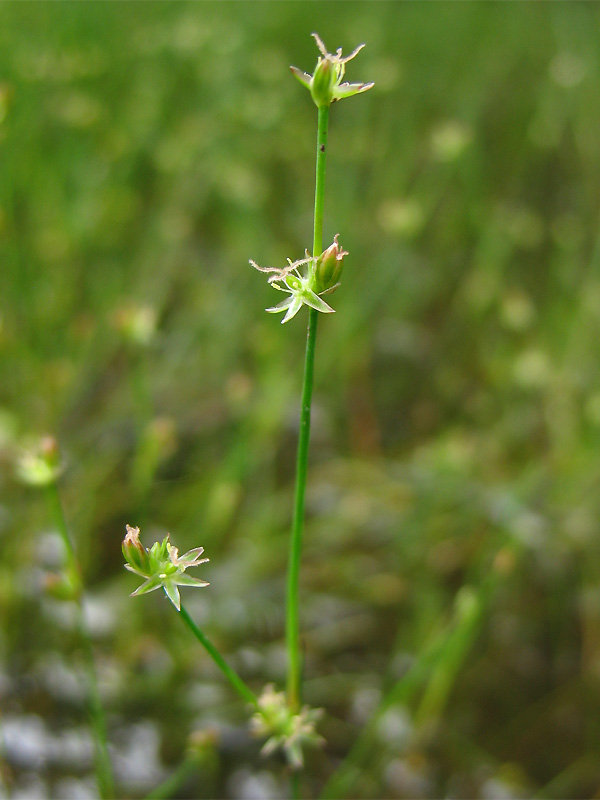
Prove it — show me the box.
[249,32,372,785]
[122,32,372,793]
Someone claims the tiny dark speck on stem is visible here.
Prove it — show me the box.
[320,144,325,152]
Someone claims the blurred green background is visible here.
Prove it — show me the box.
[2,2,600,798]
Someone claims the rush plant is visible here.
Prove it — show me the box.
[122,33,373,797]
[250,33,372,722]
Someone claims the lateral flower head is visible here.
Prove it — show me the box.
[290,33,374,108]
[250,236,346,324]
[250,685,324,770]
[122,525,209,611]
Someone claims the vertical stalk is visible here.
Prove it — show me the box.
[45,483,114,800]
[286,105,330,712]
[312,106,329,257]
[291,770,301,800]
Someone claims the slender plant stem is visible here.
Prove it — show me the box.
[286,104,330,712]
[291,769,301,800]
[45,482,114,800]
[145,754,202,800]
[45,480,78,567]
[312,106,329,257]
[178,604,258,707]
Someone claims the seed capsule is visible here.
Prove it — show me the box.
[313,235,347,294]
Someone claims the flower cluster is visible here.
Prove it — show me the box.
[250,235,347,324]
[291,32,373,108]
[122,525,209,611]
[250,685,323,769]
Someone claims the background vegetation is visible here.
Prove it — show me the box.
[2,2,600,798]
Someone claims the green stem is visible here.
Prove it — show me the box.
[178,604,258,707]
[45,483,114,800]
[45,480,78,567]
[286,104,330,712]
[145,754,201,800]
[291,769,301,800]
[313,105,329,256]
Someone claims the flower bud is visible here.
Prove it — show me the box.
[310,57,336,108]
[16,435,63,487]
[313,235,348,294]
[44,568,81,602]
[122,524,151,576]
[112,303,157,347]
[40,436,60,469]
[186,729,220,770]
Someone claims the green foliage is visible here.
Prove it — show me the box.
[2,2,600,798]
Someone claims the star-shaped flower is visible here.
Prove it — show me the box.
[290,33,374,108]
[122,525,209,611]
[250,236,347,324]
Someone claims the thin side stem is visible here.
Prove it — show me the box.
[286,104,330,712]
[45,483,114,800]
[145,754,201,800]
[45,480,78,566]
[178,604,258,707]
[291,769,301,800]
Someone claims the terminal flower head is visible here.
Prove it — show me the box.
[122,525,209,611]
[250,236,347,324]
[290,32,374,108]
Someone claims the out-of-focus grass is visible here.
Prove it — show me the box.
[2,2,600,798]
